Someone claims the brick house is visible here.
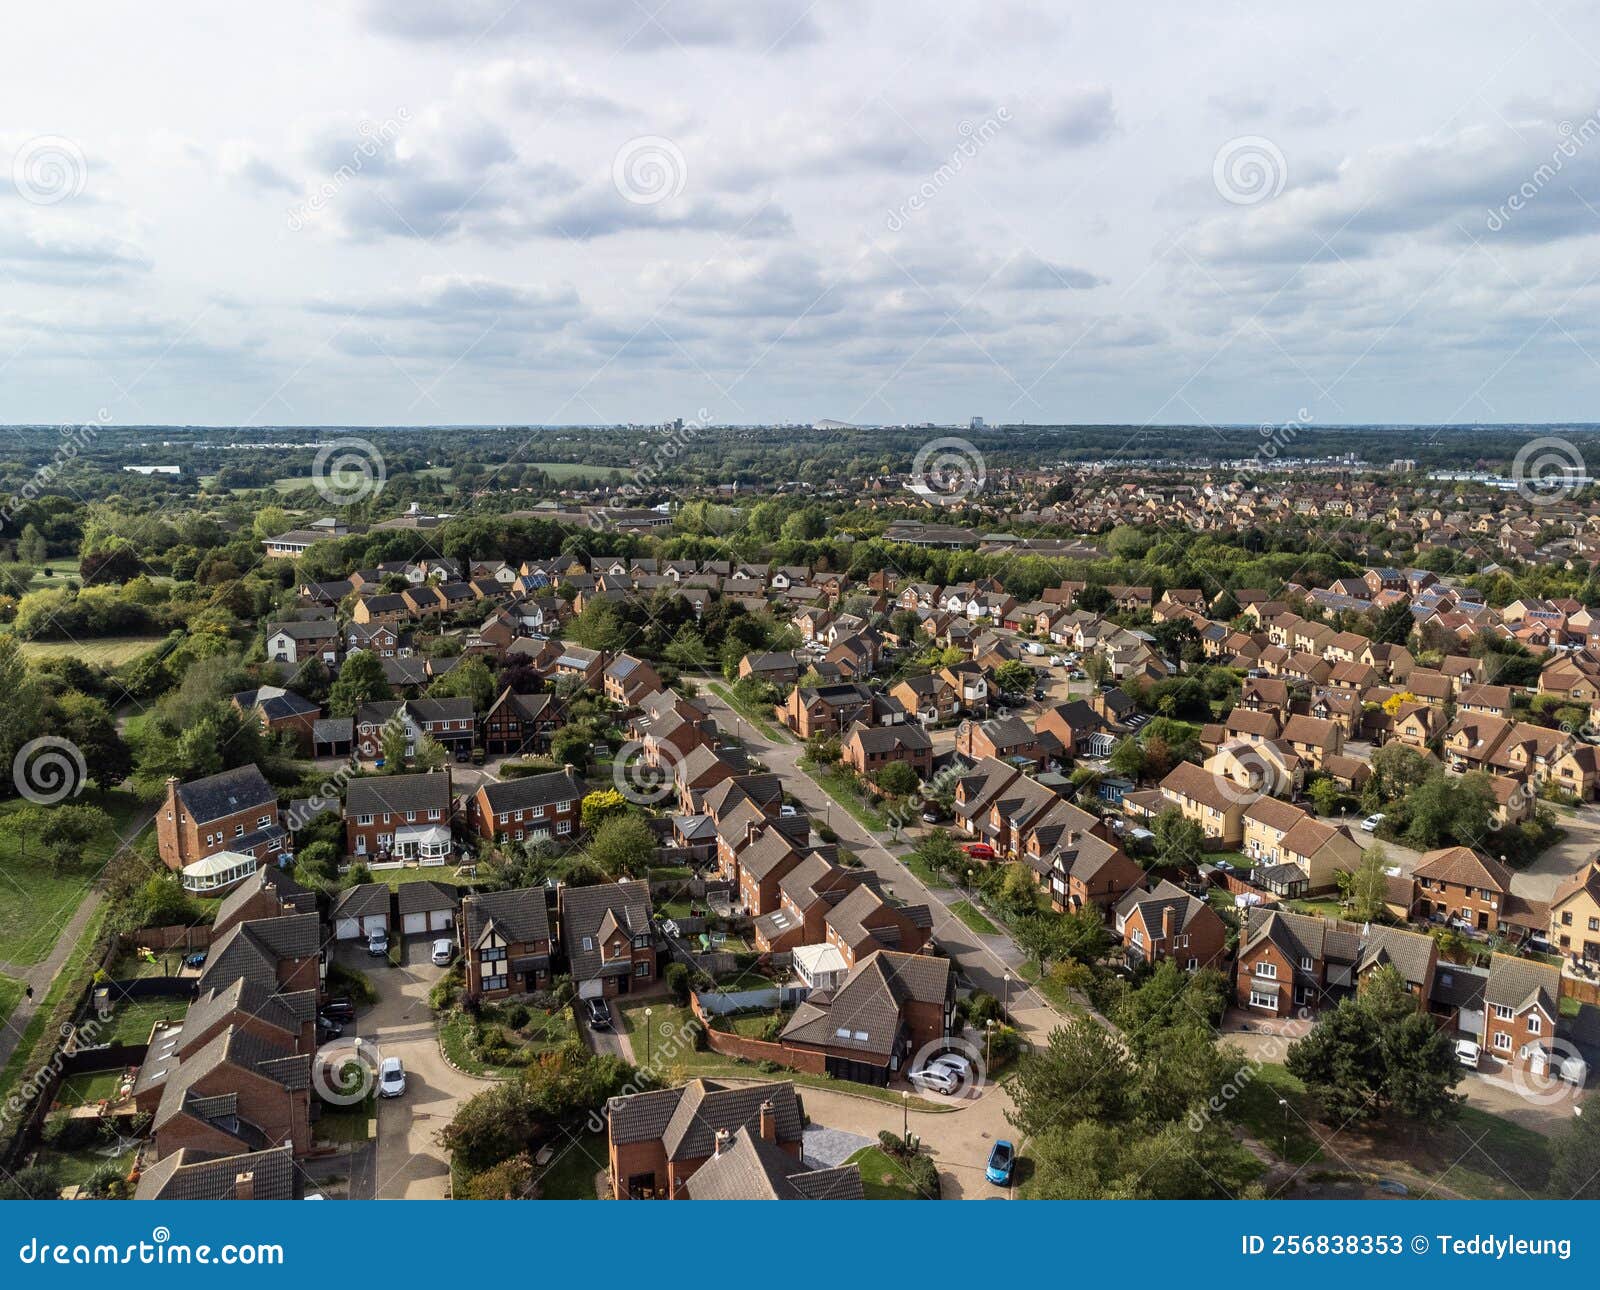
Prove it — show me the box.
[1025,831,1143,915]
[604,654,664,707]
[1412,846,1513,934]
[460,887,553,999]
[157,766,288,875]
[1481,955,1560,1072]
[841,719,933,781]
[1114,880,1228,971]
[470,769,583,847]
[822,884,932,967]
[605,1079,805,1199]
[1550,858,1600,965]
[1235,907,1437,1016]
[264,619,340,666]
[148,1025,311,1163]
[355,697,477,762]
[344,770,454,863]
[776,681,876,738]
[197,912,324,1001]
[560,880,657,998]
[231,686,321,754]
[481,687,560,756]
[751,856,872,953]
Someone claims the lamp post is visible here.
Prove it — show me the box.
[1277,1096,1288,1160]
[985,1017,995,1069]
[644,1006,653,1068]
[1002,970,1011,1025]
[901,1089,908,1139]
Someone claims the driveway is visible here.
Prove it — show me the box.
[348,939,495,1199]
[579,997,634,1061]
[1511,804,1600,901]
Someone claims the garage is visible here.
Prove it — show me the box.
[397,879,460,939]
[332,882,392,941]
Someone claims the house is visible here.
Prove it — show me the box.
[1548,858,1600,965]
[157,767,288,876]
[778,950,955,1086]
[134,1144,297,1201]
[470,769,583,846]
[751,856,873,953]
[1114,880,1228,970]
[604,654,664,707]
[231,686,321,753]
[1482,955,1560,1073]
[331,884,391,942]
[560,880,657,998]
[198,913,323,999]
[823,883,933,967]
[398,880,459,938]
[1235,908,1438,1016]
[481,688,560,756]
[264,620,340,667]
[1028,831,1144,915]
[1412,846,1514,934]
[890,674,958,725]
[956,714,1051,768]
[148,1025,311,1162]
[605,1079,806,1199]
[344,771,454,863]
[354,697,477,762]
[841,720,934,781]
[738,651,802,686]
[212,866,315,936]
[460,887,553,999]
[776,681,877,738]
[683,1125,863,1200]
[1156,762,1248,847]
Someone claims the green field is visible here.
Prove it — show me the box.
[949,900,1000,935]
[0,789,147,966]
[526,461,622,482]
[0,973,22,1028]
[846,1145,937,1199]
[17,636,166,665]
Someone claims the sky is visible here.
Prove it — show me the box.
[5,1,1600,429]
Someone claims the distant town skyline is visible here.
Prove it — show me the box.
[4,2,1600,427]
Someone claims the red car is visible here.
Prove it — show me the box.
[961,842,995,860]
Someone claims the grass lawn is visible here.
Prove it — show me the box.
[531,1125,608,1199]
[527,461,622,482]
[37,1145,137,1191]
[801,762,890,834]
[315,1099,374,1145]
[0,902,107,1106]
[439,1006,578,1077]
[948,900,1000,936]
[1230,1062,1554,1198]
[901,849,954,889]
[95,996,187,1046]
[0,973,22,1028]
[708,683,788,741]
[0,789,149,967]
[846,1145,935,1199]
[16,636,166,665]
[370,867,467,892]
[55,1069,128,1108]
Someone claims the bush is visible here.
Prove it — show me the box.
[665,962,691,1005]
[965,990,1001,1027]
[505,1003,532,1030]
[41,1113,100,1151]
[756,1059,782,1074]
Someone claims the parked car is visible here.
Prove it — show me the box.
[908,1065,960,1095]
[779,804,799,818]
[1455,1039,1481,1069]
[1360,813,1386,833]
[377,1057,406,1098]
[430,938,454,966]
[920,804,945,824]
[322,997,357,1023]
[986,1139,1015,1186]
[367,929,389,957]
[931,1052,975,1084]
[962,842,996,860]
[315,1016,343,1041]
[585,998,612,1031]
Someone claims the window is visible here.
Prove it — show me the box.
[1493,1031,1512,1051]
[497,812,508,824]
[581,936,594,951]
[1298,957,1313,971]
[257,815,271,828]
[1248,990,1276,1010]
[1492,1003,1513,1021]
[635,962,650,977]
[1563,911,1574,926]
[480,946,505,963]
[633,934,650,948]
[1186,957,1198,971]
[234,823,245,837]
[1254,962,1277,979]
[1528,1014,1542,1035]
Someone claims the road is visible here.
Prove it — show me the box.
[353,939,494,1199]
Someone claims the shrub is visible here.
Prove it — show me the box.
[965,990,1001,1027]
[505,1003,532,1030]
[665,962,691,1005]
[756,1059,782,1074]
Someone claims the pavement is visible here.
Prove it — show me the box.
[0,888,106,1073]
[352,939,495,1199]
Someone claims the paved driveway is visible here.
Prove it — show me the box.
[348,939,495,1199]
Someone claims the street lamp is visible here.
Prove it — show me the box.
[1277,1096,1288,1160]
[644,1006,653,1068]
[1002,971,1011,1024]
[985,1017,995,1069]
[901,1089,908,1139]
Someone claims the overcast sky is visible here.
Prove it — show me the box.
[5,1,1600,428]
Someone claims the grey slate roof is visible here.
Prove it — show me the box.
[683,1126,863,1200]
[175,765,276,825]
[479,769,583,814]
[345,771,453,817]
[396,879,461,916]
[461,886,551,947]
[332,882,392,921]
[560,880,652,980]
[135,1144,296,1201]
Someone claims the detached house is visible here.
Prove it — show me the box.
[471,769,583,846]
[560,880,657,999]
[343,771,454,863]
[157,766,288,881]
[1114,880,1228,971]
[460,887,553,999]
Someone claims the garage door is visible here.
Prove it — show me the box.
[335,917,361,940]
[363,914,388,935]
[402,913,427,936]
[429,910,453,932]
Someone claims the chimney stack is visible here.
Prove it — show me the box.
[713,1128,730,1157]
[759,1100,777,1144]
[1161,904,1175,944]
[233,1171,254,1201]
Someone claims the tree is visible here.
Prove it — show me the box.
[1549,1099,1600,1198]
[412,733,449,772]
[1307,776,1342,817]
[550,727,592,773]
[1371,597,1414,645]
[993,660,1032,695]
[1007,1014,1134,1138]
[586,814,655,878]
[909,830,963,879]
[16,524,48,566]
[429,657,496,712]
[1107,737,1146,781]
[381,721,409,770]
[1403,773,1493,849]
[327,650,392,717]
[50,690,131,789]
[1,803,111,874]
[580,789,629,831]
[1083,652,1112,686]
[1150,807,1204,870]
[874,760,920,797]
[1343,841,1390,922]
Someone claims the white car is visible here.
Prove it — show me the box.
[1360,813,1385,833]
[930,1053,974,1084]
[430,938,454,966]
[1455,1040,1481,1069]
[378,1056,406,1098]
[908,1065,960,1095]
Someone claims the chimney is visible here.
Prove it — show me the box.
[233,1170,254,1201]
[713,1128,731,1157]
[1161,904,1174,944]
[759,1100,777,1144]
[745,820,762,847]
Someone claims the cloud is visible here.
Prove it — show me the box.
[220,141,298,193]
[994,252,1107,291]
[0,225,150,284]
[1019,87,1118,147]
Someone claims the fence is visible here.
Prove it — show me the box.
[686,992,825,1074]
[117,924,213,953]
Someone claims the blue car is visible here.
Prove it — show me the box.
[986,1139,1014,1186]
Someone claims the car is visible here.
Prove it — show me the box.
[366,929,389,957]
[1032,689,1046,701]
[986,1139,1015,1186]
[908,1065,960,1095]
[962,842,995,860]
[377,1057,406,1098]
[779,804,799,818]
[1455,1039,1481,1069]
[315,1016,343,1041]
[454,746,470,763]
[1068,669,1086,680]
[920,805,945,824]
[931,1052,975,1084]
[322,997,357,1023]
[430,938,454,966]
[1360,813,1386,833]
[585,998,612,1030]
